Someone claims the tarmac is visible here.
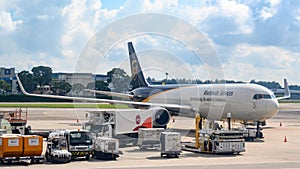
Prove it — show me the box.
[1,103,300,169]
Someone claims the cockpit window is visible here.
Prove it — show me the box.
[253,94,272,100]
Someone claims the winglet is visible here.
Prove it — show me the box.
[277,79,291,100]
[16,73,31,96]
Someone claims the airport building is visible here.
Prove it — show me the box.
[52,73,109,96]
[0,67,18,94]
[52,73,109,87]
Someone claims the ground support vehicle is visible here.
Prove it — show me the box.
[0,108,30,135]
[241,127,259,141]
[92,137,119,160]
[160,132,181,158]
[182,113,245,154]
[83,109,166,146]
[182,129,245,154]
[45,130,71,163]
[0,134,44,164]
[236,125,263,141]
[65,130,93,160]
[137,128,164,150]
[0,118,12,134]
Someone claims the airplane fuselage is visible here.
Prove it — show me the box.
[131,83,279,122]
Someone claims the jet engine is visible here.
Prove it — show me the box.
[149,107,171,128]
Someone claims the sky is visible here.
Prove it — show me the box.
[0,0,300,86]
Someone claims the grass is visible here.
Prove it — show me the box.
[279,100,300,104]
[0,103,129,109]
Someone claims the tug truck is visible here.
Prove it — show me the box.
[0,134,44,164]
[65,130,93,160]
[83,108,170,145]
[45,130,72,163]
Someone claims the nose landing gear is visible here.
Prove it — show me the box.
[256,121,264,139]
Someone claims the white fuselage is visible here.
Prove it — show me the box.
[145,83,279,122]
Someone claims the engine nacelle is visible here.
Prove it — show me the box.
[149,107,171,127]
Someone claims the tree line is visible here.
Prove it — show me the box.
[17,66,130,96]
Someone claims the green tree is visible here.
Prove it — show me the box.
[51,81,72,96]
[0,80,11,95]
[32,66,52,86]
[107,68,130,93]
[18,71,36,93]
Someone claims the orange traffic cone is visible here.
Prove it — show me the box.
[283,136,287,142]
[280,122,282,126]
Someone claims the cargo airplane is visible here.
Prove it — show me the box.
[16,42,290,130]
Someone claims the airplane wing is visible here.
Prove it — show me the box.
[276,79,291,100]
[84,89,134,100]
[16,74,195,111]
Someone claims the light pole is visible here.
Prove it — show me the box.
[165,72,168,84]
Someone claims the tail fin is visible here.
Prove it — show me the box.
[128,42,148,90]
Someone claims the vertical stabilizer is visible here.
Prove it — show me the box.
[128,42,148,90]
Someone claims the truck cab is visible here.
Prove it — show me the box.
[65,130,93,160]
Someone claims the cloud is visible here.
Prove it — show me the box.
[259,0,281,21]
[0,0,300,85]
[223,43,300,83]
[0,10,23,31]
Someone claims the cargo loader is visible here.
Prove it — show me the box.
[182,113,245,154]
[0,134,44,164]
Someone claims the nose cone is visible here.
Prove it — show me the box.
[266,100,279,119]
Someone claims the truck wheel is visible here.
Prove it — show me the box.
[45,152,51,162]
[86,154,90,160]
[31,159,36,164]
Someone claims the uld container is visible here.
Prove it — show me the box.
[22,135,43,156]
[0,134,23,158]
